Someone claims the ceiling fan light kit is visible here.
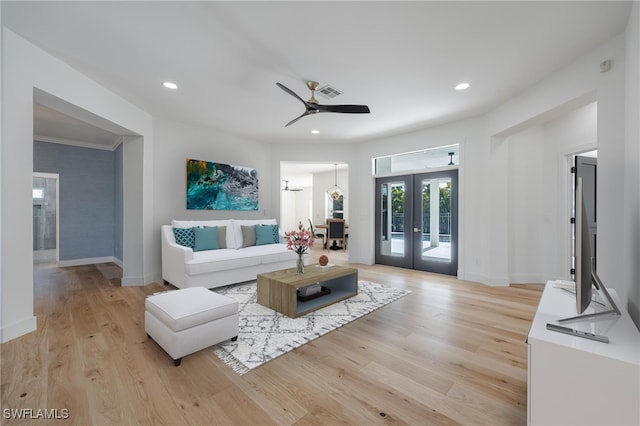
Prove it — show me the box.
[276,81,370,127]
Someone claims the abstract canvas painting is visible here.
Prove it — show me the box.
[186,159,258,210]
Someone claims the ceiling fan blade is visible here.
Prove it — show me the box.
[314,104,370,114]
[276,82,309,106]
[284,110,311,127]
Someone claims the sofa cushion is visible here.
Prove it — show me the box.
[193,226,219,252]
[186,249,262,275]
[240,244,297,264]
[229,219,277,250]
[145,287,237,332]
[172,220,235,248]
[173,227,196,248]
[241,225,256,247]
[216,226,227,249]
[255,224,279,246]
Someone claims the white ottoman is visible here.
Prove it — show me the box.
[145,287,239,366]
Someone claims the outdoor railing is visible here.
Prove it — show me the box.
[391,212,451,235]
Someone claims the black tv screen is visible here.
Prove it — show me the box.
[575,177,593,314]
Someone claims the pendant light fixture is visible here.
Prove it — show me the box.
[327,163,343,201]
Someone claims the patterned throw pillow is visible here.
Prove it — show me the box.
[173,227,196,248]
[255,224,279,246]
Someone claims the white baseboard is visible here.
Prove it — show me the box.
[58,256,119,267]
[121,275,144,286]
[1,316,37,343]
[146,273,162,284]
[349,256,373,265]
[56,257,151,286]
[509,273,547,284]
[487,275,511,287]
[461,271,510,287]
[121,273,160,287]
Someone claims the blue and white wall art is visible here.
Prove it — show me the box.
[186,158,258,210]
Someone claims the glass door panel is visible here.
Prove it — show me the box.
[375,175,412,269]
[413,170,457,275]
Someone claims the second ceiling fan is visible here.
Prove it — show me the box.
[276,81,370,127]
[282,180,303,192]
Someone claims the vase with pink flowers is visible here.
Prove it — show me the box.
[284,223,315,273]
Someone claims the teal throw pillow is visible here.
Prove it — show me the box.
[255,224,279,246]
[193,226,219,252]
[173,227,196,248]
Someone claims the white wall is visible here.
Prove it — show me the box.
[624,1,640,327]
[502,102,597,284]
[0,6,4,339]
[1,29,153,342]
[506,126,546,283]
[484,35,633,325]
[543,102,598,280]
[280,189,299,233]
[150,117,273,278]
[594,37,627,309]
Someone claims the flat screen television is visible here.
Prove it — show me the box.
[559,177,620,323]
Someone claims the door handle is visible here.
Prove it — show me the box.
[413,227,421,233]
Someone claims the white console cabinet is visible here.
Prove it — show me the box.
[527,282,640,426]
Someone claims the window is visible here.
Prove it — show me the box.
[374,144,459,175]
[326,194,344,219]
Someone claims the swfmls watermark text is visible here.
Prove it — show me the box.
[3,408,70,420]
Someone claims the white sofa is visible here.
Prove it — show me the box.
[161,219,308,289]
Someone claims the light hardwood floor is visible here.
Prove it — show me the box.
[1,248,543,425]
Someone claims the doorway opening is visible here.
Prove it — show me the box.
[280,162,348,233]
[33,172,59,263]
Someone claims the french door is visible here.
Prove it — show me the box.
[375,170,458,275]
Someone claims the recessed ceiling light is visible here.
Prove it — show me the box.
[455,82,470,91]
[311,129,320,134]
[163,81,178,90]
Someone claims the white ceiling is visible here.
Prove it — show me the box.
[3,1,632,149]
[33,103,122,150]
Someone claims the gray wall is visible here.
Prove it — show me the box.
[33,141,122,261]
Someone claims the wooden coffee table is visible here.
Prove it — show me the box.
[256,265,358,318]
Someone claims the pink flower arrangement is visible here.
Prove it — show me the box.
[284,223,315,255]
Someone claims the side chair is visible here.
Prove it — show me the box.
[326,218,347,251]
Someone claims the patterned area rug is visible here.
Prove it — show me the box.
[211,280,409,375]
